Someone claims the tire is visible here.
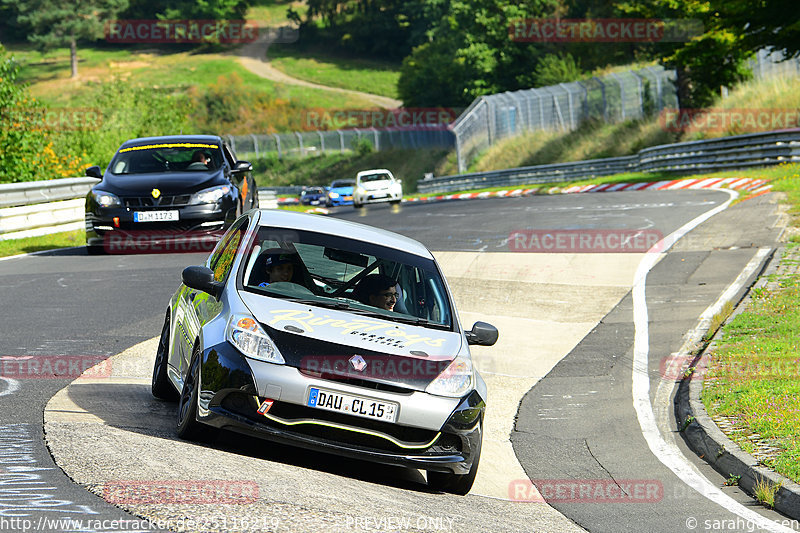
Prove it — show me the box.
[427,425,482,495]
[86,245,105,255]
[152,311,178,401]
[390,199,401,205]
[353,201,363,209]
[176,346,217,441]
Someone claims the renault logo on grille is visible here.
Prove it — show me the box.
[151,188,161,199]
[349,355,367,372]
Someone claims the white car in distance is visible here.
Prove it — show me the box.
[353,169,402,208]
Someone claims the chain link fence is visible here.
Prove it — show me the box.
[451,65,679,173]
[227,128,454,160]
[747,48,800,80]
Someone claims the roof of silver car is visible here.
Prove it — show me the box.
[254,210,433,259]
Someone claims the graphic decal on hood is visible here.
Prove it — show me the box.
[265,309,447,349]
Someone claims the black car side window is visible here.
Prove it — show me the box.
[222,144,236,169]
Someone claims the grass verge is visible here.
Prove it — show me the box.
[268,43,401,99]
[0,230,84,258]
[701,169,800,485]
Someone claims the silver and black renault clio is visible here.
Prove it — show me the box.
[152,209,497,494]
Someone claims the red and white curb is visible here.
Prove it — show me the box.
[405,188,537,203]
[292,178,773,213]
[560,177,772,196]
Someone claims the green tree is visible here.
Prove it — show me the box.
[614,0,751,109]
[533,53,584,86]
[157,0,248,21]
[0,46,86,182]
[6,0,128,78]
[398,0,557,107]
[712,0,800,59]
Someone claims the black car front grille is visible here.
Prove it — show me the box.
[221,392,447,453]
[115,221,201,232]
[123,195,192,208]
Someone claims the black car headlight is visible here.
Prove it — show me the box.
[91,190,122,208]
[189,185,231,205]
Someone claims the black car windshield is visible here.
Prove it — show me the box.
[108,143,223,174]
[240,227,453,330]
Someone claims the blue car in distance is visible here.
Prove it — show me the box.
[325,179,355,207]
[300,187,327,206]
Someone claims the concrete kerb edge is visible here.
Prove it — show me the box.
[676,246,800,519]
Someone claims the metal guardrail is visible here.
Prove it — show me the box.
[0,177,99,208]
[419,130,800,194]
[0,179,278,240]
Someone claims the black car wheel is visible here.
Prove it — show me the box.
[427,423,482,495]
[86,245,105,255]
[177,346,217,441]
[152,311,178,400]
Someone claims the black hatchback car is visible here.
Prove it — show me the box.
[84,135,258,254]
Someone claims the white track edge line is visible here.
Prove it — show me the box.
[631,189,795,533]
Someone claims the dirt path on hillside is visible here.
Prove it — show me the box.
[236,31,402,109]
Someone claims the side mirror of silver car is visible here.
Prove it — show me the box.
[466,321,498,346]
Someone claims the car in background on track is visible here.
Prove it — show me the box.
[352,169,402,208]
[151,209,498,494]
[325,179,355,207]
[300,187,327,206]
[84,135,257,254]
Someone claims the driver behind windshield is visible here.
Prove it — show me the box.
[353,274,399,311]
[259,251,297,287]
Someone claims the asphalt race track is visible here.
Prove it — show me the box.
[1,189,797,533]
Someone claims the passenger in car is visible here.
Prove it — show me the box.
[353,274,399,311]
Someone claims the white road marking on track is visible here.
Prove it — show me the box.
[0,377,19,396]
[631,189,795,533]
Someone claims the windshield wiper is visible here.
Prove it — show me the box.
[289,297,352,310]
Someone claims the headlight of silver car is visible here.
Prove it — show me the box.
[92,190,122,208]
[226,314,285,364]
[190,185,231,205]
[425,352,474,397]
